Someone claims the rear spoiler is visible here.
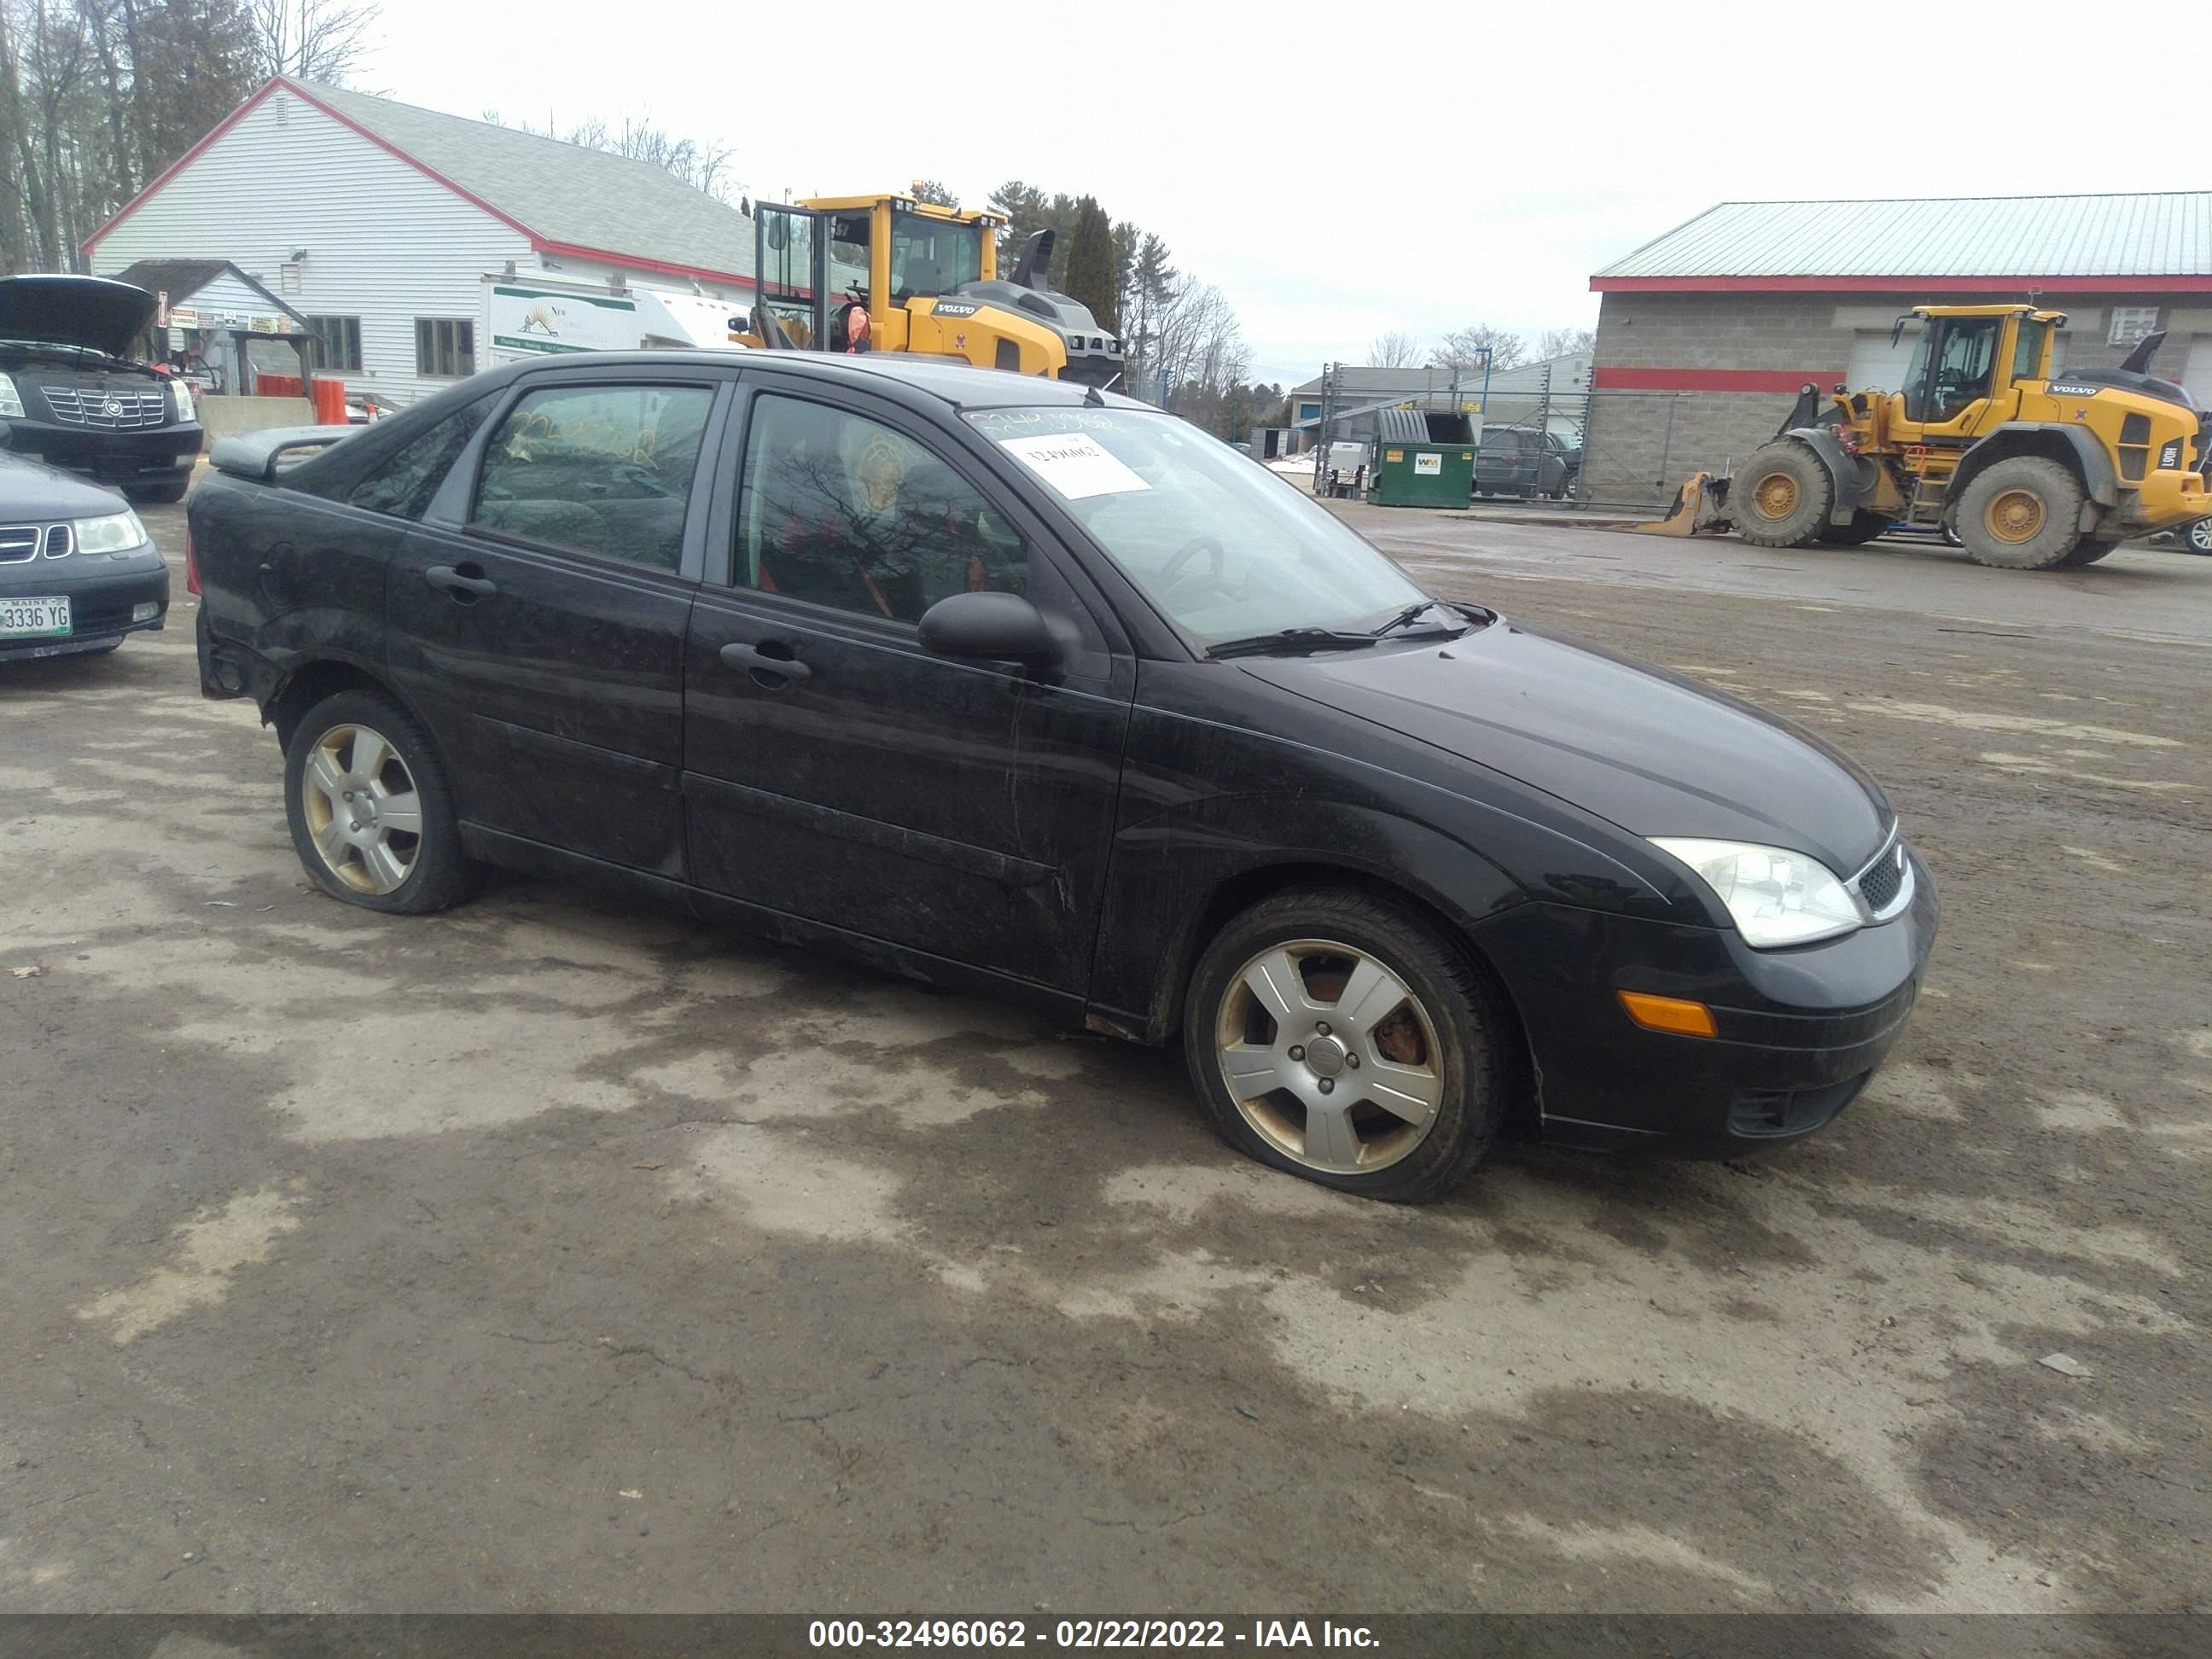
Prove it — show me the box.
[208,424,357,482]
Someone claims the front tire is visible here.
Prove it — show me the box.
[2057,538,2119,568]
[2185,516,2212,555]
[1956,456,2087,569]
[283,690,481,914]
[1818,510,1892,545]
[1182,887,1512,1202]
[1733,440,1832,547]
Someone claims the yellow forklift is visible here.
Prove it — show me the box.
[744,192,1125,387]
[1646,305,2211,568]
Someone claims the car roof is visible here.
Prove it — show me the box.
[498,348,1151,414]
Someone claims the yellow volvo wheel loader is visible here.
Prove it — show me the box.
[1654,306,2211,568]
[743,192,1126,387]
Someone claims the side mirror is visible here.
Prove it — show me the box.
[918,591,1062,670]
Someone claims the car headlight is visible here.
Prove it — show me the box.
[170,378,195,422]
[73,509,149,555]
[0,372,22,418]
[1650,837,1860,947]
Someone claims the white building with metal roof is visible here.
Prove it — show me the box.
[1582,192,2212,505]
[84,77,758,409]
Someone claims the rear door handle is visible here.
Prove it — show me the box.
[425,564,497,598]
[719,640,812,681]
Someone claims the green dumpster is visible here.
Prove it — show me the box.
[1365,406,1477,508]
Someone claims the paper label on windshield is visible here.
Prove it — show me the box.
[997,431,1151,500]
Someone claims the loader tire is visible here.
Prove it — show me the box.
[2057,538,2119,568]
[1733,441,1831,547]
[1818,510,1892,545]
[1957,457,2086,570]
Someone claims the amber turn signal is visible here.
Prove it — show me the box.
[1617,990,1718,1038]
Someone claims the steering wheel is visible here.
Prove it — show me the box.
[1156,534,1225,601]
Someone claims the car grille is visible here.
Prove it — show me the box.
[39,386,170,428]
[1856,847,1903,911]
[0,524,78,562]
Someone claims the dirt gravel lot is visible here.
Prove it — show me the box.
[2,501,2206,1618]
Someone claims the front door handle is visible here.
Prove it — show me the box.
[719,640,812,682]
[425,564,497,599]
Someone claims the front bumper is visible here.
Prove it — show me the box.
[0,550,170,661]
[2,416,201,482]
[1472,850,1939,1155]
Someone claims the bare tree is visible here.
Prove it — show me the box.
[909,178,957,207]
[1537,326,1595,361]
[1368,329,1424,368]
[1437,324,1528,372]
[245,0,377,84]
[483,109,736,201]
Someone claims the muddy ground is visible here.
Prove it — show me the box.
[1,504,2206,1618]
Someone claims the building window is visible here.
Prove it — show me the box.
[2108,306,2159,347]
[416,317,474,379]
[305,316,362,374]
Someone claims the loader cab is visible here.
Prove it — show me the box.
[1895,306,2059,434]
[754,193,1003,358]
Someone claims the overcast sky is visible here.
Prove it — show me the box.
[365,0,2156,388]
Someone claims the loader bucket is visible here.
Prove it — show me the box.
[1635,471,1733,536]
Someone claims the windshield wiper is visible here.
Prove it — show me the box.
[1369,598,1465,639]
[1207,626,1382,660]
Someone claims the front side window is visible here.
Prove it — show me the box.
[1930,318,2000,421]
[737,395,1025,621]
[471,383,714,570]
[306,316,362,374]
[345,393,496,520]
[972,407,1423,649]
[416,318,474,379]
[890,211,983,300]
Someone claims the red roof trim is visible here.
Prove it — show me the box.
[536,241,754,293]
[1592,272,2212,294]
[84,77,758,293]
[1592,367,1842,393]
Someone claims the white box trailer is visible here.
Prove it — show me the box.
[480,275,749,368]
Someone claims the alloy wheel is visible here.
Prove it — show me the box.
[300,723,424,895]
[1213,938,1445,1175]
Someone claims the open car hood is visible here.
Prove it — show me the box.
[0,275,157,361]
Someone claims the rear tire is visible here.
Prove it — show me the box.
[1817,510,1892,545]
[1956,456,2087,569]
[1733,440,1832,547]
[2057,538,2119,568]
[2186,516,2212,555]
[1182,886,1513,1203]
[283,690,482,915]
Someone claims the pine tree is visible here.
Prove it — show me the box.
[1062,195,1118,332]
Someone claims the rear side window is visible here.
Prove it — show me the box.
[346,395,497,521]
[470,383,715,571]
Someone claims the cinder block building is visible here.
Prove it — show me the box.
[1583,193,2212,506]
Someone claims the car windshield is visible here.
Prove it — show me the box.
[969,406,1430,647]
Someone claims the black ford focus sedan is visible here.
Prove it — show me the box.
[189,352,1934,1202]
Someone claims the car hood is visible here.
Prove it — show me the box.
[1238,618,1893,877]
[0,448,130,518]
[0,275,156,360]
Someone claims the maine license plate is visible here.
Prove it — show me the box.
[0,596,72,638]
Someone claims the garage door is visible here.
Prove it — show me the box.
[1847,329,1917,392]
[2184,335,2212,408]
